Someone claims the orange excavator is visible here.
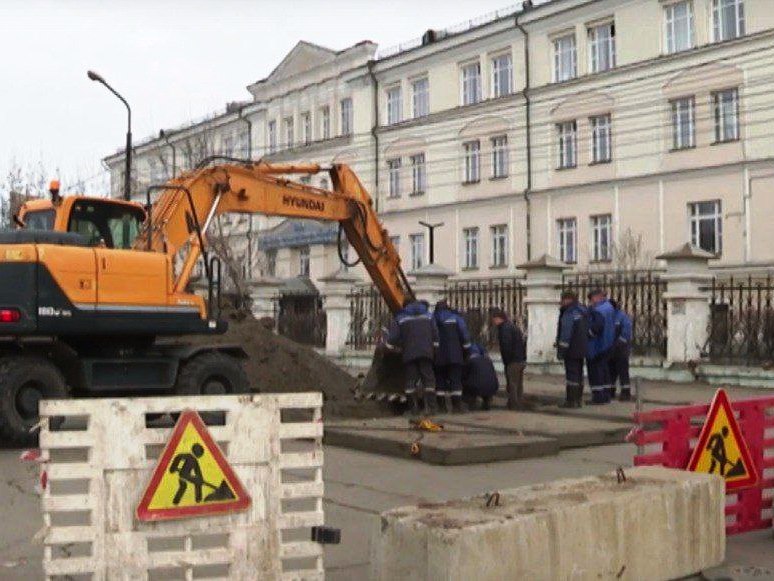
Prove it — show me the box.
[0,160,412,443]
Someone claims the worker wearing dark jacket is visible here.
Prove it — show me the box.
[386,299,439,414]
[491,309,527,410]
[462,343,499,411]
[587,289,616,405]
[608,299,633,401]
[433,300,472,413]
[556,291,588,408]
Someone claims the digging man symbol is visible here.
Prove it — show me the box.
[706,426,746,478]
[169,443,237,505]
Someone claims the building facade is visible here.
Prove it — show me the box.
[104,0,774,293]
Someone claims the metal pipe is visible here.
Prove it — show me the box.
[515,8,533,261]
[238,106,253,159]
[161,130,178,178]
[368,60,380,212]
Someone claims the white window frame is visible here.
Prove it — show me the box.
[320,105,331,140]
[491,53,513,98]
[299,245,311,277]
[712,88,740,143]
[461,61,482,106]
[664,0,695,54]
[491,135,509,178]
[713,0,745,43]
[412,77,430,118]
[302,112,311,145]
[490,224,508,268]
[671,97,695,150]
[588,21,616,73]
[265,249,277,277]
[387,158,401,199]
[462,227,479,270]
[283,116,294,149]
[557,218,578,264]
[410,153,426,195]
[688,200,723,255]
[386,85,402,125]
[556,121,577,169]
[590,214,613,262]
[553,33,577,83]
[410,233,425,270]
[268,120,277,153]
[340,98,353,136]
[590,114,612,163]
[462,140,481,184]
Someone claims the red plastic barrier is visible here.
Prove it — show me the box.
[632,394,774,535]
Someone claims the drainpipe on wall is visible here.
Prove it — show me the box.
[238,106,254,159]
[161,130,177,178]
[239,106,255,278]
[516,4,533,261]
[368,60,380,212]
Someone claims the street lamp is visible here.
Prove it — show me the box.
[88,70,132,202]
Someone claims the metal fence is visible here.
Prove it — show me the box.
[276,293,327,348]
[347,286,392,349]
[703,275,774,365]
[444,277,526,349]
[562,270,667,356]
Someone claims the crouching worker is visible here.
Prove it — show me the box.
[609,299,633,401]
[386,299,439,415]
[491,309,527,410]
[433,300,472,413]
[462,344,499,411]
[556,291,588,408]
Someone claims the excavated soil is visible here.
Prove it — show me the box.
[187,313,384,419]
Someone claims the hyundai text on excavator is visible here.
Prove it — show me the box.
[0,161,412,444]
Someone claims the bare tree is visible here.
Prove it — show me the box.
[613,227,654,272]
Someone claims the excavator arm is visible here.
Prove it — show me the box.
[136,161,412,313]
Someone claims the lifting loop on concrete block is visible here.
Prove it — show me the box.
[485,491,501,508]
[616,467,627,483]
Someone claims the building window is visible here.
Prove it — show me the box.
[299,245,310,277]
[412,77,429,118]
[462,227,479,269]
[386,85,402,125]
[340,98,353,136]
[389,235,400,252]
[665,1,694,54]
[713,88,739,143]
[320,177,329,190]
[556,121,577,169]
[492,53,512,98]
[222,134,234,157]
[713,0,745,42]
[491,224,508,267]
[590,214,612,262]
[689,200,722,254]
[268,120,277,153]
[461,62,482,106]
[491,135,509,178]
[671,97,695,150]
[588,22,616,73]
[553,34,577,83]
[299,176,311,186]
[410,153,426,195]
[237,131,249,157]
[320,105,331,140]
[283,116,294,149]
[302,112,311,145]
[265,249,277,277]
[462,140,480,184]
[590,114,612,163]
[387,158,401,199]
[410,233,425,270]
[557,218,577,264]
[149,159,165,183]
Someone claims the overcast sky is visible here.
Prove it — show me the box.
[0,0,522,193]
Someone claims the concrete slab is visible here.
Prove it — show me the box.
[442,410,631,449]
[325,416,558,465]
[371,466,726,581]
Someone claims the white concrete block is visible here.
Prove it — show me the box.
[371,466,725,581]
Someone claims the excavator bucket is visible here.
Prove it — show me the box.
[360,343,406,398]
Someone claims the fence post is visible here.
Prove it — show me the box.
[248,276,282,322]
[320,269,361,355]
[518,255,566,364]
[656,243,713,365]
[411,263,453,305]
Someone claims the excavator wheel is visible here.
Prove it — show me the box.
[173,352,250,424]
[0,355,68,447]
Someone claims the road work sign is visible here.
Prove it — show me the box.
[136,409,251,521]
[686,389,758,491]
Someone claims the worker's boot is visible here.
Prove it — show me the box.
[437,394,450,414]
[451,395,467,414]
[573,385,583,408]
[619,386,632,402]
[481,396,492,411]
[407,393,421,416]
[423,390,438,415]
[607,387,616,400]
[559,385,575,409]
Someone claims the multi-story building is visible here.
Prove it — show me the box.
[104,0,774,293]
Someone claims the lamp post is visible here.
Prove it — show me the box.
[88,70,132,202]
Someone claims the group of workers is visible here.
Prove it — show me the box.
[556,288,632,407]
[385,299,527,414]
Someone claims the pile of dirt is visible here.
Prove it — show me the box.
[187,313,385,419]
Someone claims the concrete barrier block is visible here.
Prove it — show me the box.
[371,466,725,581]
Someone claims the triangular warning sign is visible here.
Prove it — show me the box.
[136,410,251,521]
[686,389,759,492]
